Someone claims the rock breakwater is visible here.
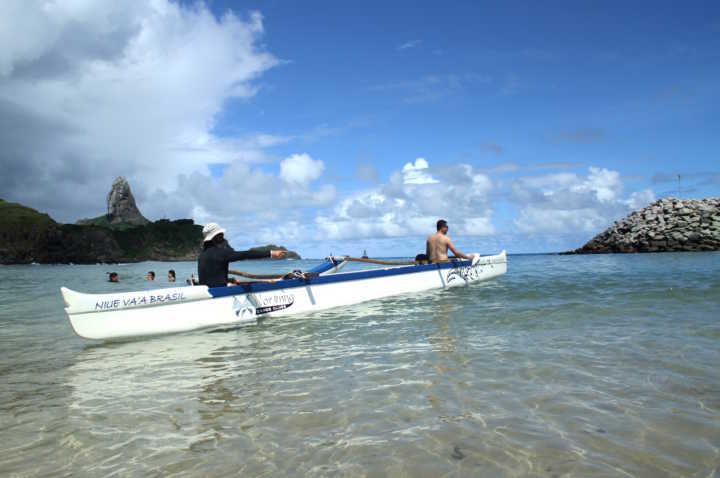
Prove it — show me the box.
[571,197,720,253]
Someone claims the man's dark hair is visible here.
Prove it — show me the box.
[168,270,175,277]
[148,271,155,279]
[436,219,448,231]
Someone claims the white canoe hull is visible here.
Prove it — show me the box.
[61,251,507,340]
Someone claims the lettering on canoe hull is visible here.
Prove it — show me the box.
[94,292,186,311]
[256,293,294,315]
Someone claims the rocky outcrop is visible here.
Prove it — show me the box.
[77,176,149,228]
[1,190,302,264]
[106,176,149,226]
[570,197,720,253]
[0,199,203,263]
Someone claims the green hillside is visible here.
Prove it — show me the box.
[0,199,301,264]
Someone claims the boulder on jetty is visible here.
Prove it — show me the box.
[570,197,720,253]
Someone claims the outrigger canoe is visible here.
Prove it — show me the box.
[61,251,507,340]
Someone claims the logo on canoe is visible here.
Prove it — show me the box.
[256,293,295,315]
[233,295,257,319]
[446,264,483,283]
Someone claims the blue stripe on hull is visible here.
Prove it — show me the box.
[208,259,472,298]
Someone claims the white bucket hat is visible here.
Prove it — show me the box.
[202,222,225,242]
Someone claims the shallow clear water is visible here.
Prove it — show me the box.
[0,253,718,477]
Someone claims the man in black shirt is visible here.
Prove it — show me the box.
[198,223,287,287]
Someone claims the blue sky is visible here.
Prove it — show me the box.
[1,1,718,257]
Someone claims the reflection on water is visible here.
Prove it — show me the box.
[0,254,719,476]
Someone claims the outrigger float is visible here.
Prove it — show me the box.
[61,251,507,340]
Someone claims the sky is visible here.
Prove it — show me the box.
[0,0,718,258]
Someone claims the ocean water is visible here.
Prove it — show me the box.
[0,253,718,477]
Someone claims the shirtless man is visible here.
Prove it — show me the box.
[426,219,474,262]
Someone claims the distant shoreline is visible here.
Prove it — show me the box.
[0,198,301,264]
[4,250,719,267]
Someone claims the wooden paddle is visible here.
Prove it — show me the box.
[228,269,284,280]
[342,256,417,266]
[228,269,319,281]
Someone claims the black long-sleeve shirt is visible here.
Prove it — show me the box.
[197,245,270,287]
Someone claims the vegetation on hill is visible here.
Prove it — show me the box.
[0,199,56,227]
[0,198,201,263]
[112,219,203,260]
[0,199,301,264]
[76,214,135,230]
[0,199,57,263]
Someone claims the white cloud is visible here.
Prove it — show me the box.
[0,2,143,76]
[280,153,325,185]
[315,159,494,240]
[627,189,656,210]
[511,167,654,234]
[0,2,663,256]
[514,172,580,192]
[402,157,438,184]
[463,217,495,235]
[0,1,280,221]
[139,155,337,250]
[397,40,421,51]
[515,207,615,234]
[576,167,622,202]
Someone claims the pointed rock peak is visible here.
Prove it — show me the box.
[107,176,149,226]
